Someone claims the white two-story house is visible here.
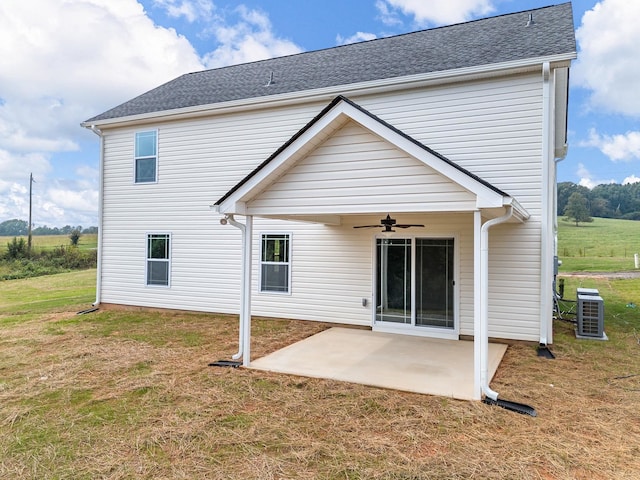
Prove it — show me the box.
[83,3,576,401]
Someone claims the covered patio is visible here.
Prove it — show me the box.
[250,327,507,400]
[214,96,530,402]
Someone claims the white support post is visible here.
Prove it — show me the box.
[242,215,253,367]
[473,210,482,400]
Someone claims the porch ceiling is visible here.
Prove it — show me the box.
[250,327,507,400]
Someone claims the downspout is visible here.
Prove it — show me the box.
[540,62,553,349]
[89,125,104,307]
[480,206,513,401]
[480,206,537,416]
[222,214,253,366]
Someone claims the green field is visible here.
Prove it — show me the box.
[557,217,640,272]
[0,234,98,280]
[0,234,97,253]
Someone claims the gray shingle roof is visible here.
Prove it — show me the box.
[86,3,575,123]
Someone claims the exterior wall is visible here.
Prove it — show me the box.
[99,71,544,341]
[99,103,324,313]
[249,213,476,330]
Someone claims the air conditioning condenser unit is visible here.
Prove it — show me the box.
[576,294,607,340]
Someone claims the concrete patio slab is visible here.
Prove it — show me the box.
[250,327,508,400]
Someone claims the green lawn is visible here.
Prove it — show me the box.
[557,217,640,272]
[0,271,639,478]
[0,269,96,325]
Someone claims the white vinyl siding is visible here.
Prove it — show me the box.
[99,71,546,341]
[248,121,476,215]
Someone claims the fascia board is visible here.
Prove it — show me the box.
[218,201,246,215]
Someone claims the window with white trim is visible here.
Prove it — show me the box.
[260,233,290,293]
[135,130,157,183]
[146,233,170,286]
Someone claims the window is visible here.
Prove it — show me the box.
[260,234,290,293]
[135,130,157,183]
[146,233,170,286]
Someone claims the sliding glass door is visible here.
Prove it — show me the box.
[376,237,455,332]
[376,238,412,323]
[415,238,454,328]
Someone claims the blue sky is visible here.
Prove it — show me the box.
[0,0,638,227]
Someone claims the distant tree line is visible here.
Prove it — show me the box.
[558,182,640,221]
[0,219,98,236]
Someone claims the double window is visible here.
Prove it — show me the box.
[135,130,158,183]
[260,234,290,293]
[146,233,170,286]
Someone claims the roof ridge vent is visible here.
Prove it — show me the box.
[526,13,535,27]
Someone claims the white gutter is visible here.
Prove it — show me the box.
[221,214,253,366]
[480,205,513,401]
[89,125,104,307]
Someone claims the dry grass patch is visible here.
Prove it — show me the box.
[1,280,640,478]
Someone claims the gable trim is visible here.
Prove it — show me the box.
[215,96,522,218]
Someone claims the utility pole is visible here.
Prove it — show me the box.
[28,173,34,253]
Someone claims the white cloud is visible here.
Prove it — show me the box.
[574,0,640,116]
[0,0,305,226]
[336,32,377,46]
[623,175,640,185]
[583,128,640,162]
[0,148,98,226]
[375,0,403,26]
[201,6,302,69]
[0,0,204,142]
[152,0,215,22]
[376,0,495,26]
[576,163,615,190]
[0,150,51,186]
[48,187,99,216]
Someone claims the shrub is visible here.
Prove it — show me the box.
[5,237,28,260]
[69,228,82,246]
[1,243,97,280]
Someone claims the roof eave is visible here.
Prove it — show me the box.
[81,52,576,130]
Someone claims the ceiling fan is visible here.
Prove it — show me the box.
[353,214,424,233]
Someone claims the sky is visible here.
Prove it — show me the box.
[0,0,638,227]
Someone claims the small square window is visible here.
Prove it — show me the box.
[135,131,157,183]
